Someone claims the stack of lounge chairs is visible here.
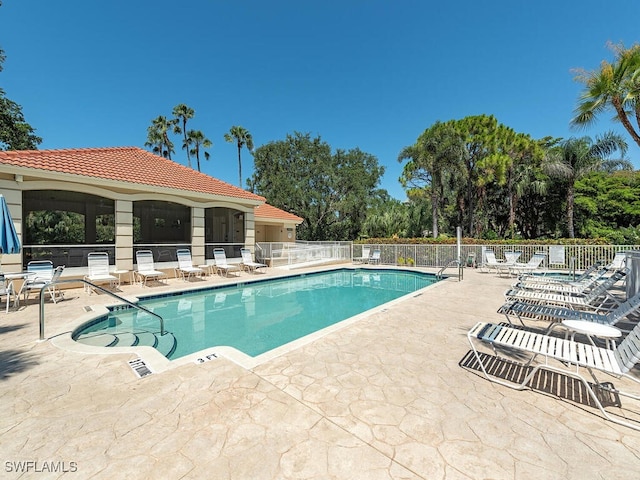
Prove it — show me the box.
[463,253,640,431]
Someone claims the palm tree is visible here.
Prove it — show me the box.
[545,132,630,238]
[572,42,640,149]
[185,130,212,172]
[172,104,195,168]
[224,126,254,187]
[145,115,176,159]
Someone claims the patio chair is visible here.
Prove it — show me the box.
[213,248,240,277]
[517,261,603,285]
[0,276,15,312]
[498,289,640,329]
[369,249,381,265]
[503,268,628,313]
[84,252,118,293]
[467,318,640,431]
[175,249,205,281]
[498,252,545,277]
[135,250,167,286]
[21,265,65,305]
[512,266,628,296]
[354,246,371,264]
[240,248,267,274]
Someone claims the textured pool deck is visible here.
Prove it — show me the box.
[2,265,640,479]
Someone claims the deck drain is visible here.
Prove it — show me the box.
[128,358,153,378]
[83,306,94,312]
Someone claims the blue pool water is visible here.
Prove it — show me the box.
[74,268,438,359]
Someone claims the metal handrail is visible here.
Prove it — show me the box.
[437,260,462,281]
[38,278,165,341]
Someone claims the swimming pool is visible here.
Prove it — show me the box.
[73,268,439,361]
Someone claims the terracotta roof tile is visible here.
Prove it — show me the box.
[254,203,303,223]
[0,147,265,202]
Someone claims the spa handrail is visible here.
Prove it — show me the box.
[38,278,165,341]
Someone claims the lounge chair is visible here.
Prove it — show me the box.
[354,246,371,264]
[498,289,640,329]
[213,248,240,277]
[497,252,545,277]
[369,249,381,265]
[20,264,65,305]
[175,249,205,281]
[479,250,502,273]
[84,252,118,293]
[240,248,267,274]
[467,319,640,431]
[503,268,628,312]
[511,266,628,296]
[135,250,167,286]
[516,261,604,286]
[0,276,15,312]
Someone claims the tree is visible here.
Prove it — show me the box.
[545,132,631,238]
[145,115,176,159]
[172,104,195,168]
[185,130,212,172]
[224,126,254,187]
[0,90,42,150]
[445,115,515,236]
[0,6,42,151]
[249,132,385,241]
[572,42,640,149]
[398,121,464,238]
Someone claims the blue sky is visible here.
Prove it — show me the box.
[2,0,639,200]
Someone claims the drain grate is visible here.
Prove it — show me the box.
[128,358,153,378]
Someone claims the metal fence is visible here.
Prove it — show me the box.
[256,241,351,268]
[354,243,640,271]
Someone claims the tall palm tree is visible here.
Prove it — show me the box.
[145,115,176,159]
[572,42,640,149]
[545,132,630,238]
[185,130,212,172]
[172,104,195,168]
[224,126,254,187]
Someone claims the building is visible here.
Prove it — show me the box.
[0,147,303,274]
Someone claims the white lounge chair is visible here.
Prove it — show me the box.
[213,248,240,277]
[84,252,118,293]
[498,252,545,277]
[240,248,267,274]
[511,266,628,296]
[175,249,205,281]
[354,246,371,264]
[369,249,381,265]
[467,318,640,431]
[135,250,167,286]
[479,250,502,273]
[21,264,65,305]
[498,289,640,329]
[503,268,628,313]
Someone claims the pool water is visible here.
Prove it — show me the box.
[74,269,438,359]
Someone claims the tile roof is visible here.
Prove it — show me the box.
[254,203,304,223]
[0,147,265,202]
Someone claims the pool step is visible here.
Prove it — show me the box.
[75,328,177,358]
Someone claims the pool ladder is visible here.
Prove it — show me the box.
[37,278,165,341]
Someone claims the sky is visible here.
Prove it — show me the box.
[2,0,640,200]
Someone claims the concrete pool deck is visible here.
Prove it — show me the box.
[1,265,640,479]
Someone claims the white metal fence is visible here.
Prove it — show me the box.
[355,243,640,271]
[256,241,640,272]
[256,241,351,268]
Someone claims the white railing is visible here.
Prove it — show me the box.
[354,243,640,270]
[256,241,351,268]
